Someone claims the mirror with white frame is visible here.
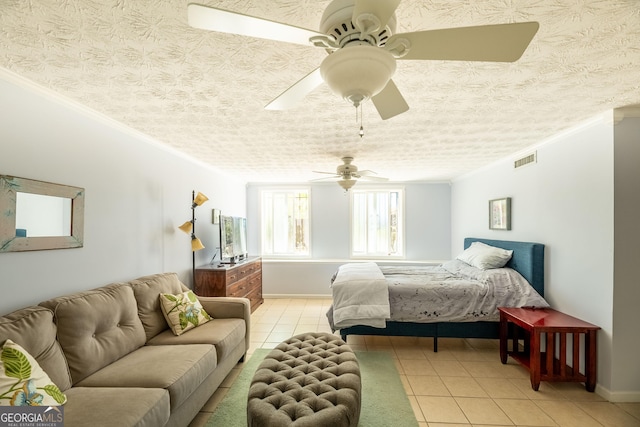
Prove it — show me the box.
[0,175,84,252]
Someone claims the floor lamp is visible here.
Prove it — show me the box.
[178,190,208,286]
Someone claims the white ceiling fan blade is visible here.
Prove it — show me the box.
[265,68,324,110]
[187,3,324,46]
[352,0,401,33]
[310,175,341,182]
[357,175,389,182]
[389,22,539,62]
[371,79,409,120]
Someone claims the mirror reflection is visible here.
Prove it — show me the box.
[16,192,72,237]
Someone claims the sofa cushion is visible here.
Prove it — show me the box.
[0,339,67,406]
[159,290,212,336]
[129,272,188,341]
[75,344,216,410]
[0,306,72,391]
[147,318,246,363]
[64,387,169,427]
[40,284,146,385]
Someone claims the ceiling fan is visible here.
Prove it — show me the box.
[188,0,539,120]
[312,157,388,191]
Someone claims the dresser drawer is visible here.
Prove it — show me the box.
[236,259,261,280]
[227,278,249,298]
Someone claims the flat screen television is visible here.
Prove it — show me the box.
[219,215,247,262]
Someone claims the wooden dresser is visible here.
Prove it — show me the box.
[194,256,263,312]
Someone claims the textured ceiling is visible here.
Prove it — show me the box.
[1,0,639,183]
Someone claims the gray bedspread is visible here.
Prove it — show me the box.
[380,259,549,323]
[327,260,549,331]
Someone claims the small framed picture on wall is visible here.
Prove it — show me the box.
[489,197,511,230]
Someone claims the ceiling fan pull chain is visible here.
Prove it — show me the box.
[358,104,364,139]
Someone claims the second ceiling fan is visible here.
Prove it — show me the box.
[188,0,539,120]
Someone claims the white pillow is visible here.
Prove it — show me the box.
[456,241,513,270]
[0,339,67,406]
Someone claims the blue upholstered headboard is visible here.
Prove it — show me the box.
[464,237,545,297]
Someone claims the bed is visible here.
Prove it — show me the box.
[326,237,548,351]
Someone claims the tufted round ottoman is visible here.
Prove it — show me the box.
[247,332,361,427]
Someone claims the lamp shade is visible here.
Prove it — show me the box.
[191,237,205,251]
[193,192,209,206]
[320,45,396,108]
[178,221,193,234]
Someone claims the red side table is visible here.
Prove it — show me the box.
[498,307,600,391]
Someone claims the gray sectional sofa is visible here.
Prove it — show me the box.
[0,272,251,427]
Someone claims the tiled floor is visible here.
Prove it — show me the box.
[190,298,640,427]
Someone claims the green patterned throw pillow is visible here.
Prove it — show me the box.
[0,339,67,406]
[159,290,212,336]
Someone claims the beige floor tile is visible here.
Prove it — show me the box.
[395,347,429,360]
[407,375,450,396]
[475,377,528,399]
[424,348,459,361]
[400,358,438,376]
[271,323,296,333]
[509,378,568,401]
[453,348,498,362]
[616,402,640,421]
[250,331,270,341]
[575,401,640,427]
[463,360,528,379]
[534,400,603,427]
[389,335,421,346]
[416,396,469,424]
[431,360,471,377]
[495,398,556,426]
[265,331,297,342]
[251,323,275,332]
[441,376,488,398]
[551,382,606,401]
[437,338,472,349]
[455,397,512,425]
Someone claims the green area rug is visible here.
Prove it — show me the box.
[206,349,418,427]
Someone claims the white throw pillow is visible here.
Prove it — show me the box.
[0,339,67,406]
[456,241,513,270]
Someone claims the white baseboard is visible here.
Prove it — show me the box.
[596,385,640,402]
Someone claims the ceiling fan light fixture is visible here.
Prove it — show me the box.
[320,45,396,108]
[337,178,357,191]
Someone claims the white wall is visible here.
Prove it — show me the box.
[246,182,451,295]
[0,72,246,314]
[451,114,639,400]
[612,115,640,396]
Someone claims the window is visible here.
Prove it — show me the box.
[351,188,404,257]
[261,189,310,257]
